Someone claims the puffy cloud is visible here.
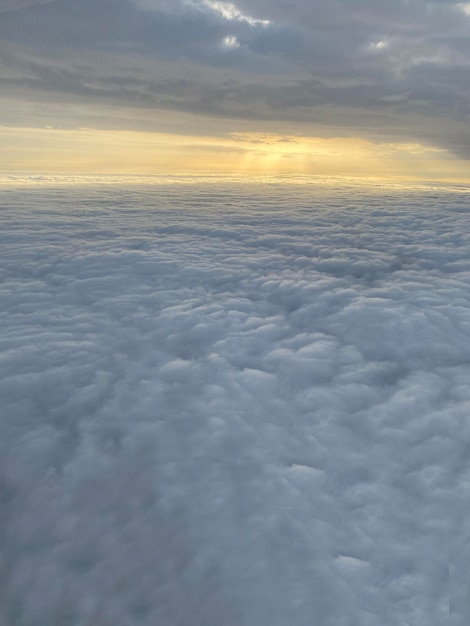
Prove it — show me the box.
[0,179,468,625]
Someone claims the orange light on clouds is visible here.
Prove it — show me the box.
[1,125,469,184]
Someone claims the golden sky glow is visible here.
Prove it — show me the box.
[2,126,470,184]
[3,0,470,184]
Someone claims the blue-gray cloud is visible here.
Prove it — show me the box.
[1,180,468,625]
[1,0,470,156]
[0,0,58,12]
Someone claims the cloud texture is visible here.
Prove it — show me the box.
[0,179,469,625]
[0,0,470,157]
[0,0,58,13]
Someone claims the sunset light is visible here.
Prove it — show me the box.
[1,2,468,625]
[2,125,469,184]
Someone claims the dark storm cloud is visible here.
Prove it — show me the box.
[1,0,470,156]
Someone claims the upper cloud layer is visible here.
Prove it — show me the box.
[0,0,469,157]
[0,0,59,12]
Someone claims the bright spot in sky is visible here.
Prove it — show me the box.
[370,40,389,50]
[201,0,270,26]
[457,2,470,14]
[3,126,470,183]
[222,35,240,48]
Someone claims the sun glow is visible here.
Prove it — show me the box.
[1,126,469,184]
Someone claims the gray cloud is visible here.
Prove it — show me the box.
[1,0,470,156]
[0,0,58,13]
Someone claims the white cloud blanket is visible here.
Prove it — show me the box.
[0,180,468,626]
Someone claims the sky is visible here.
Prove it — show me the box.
[1,0,470,180]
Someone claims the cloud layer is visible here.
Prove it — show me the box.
[0,179,468,625]
[0,0,470,157]
[0,0,58,13]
